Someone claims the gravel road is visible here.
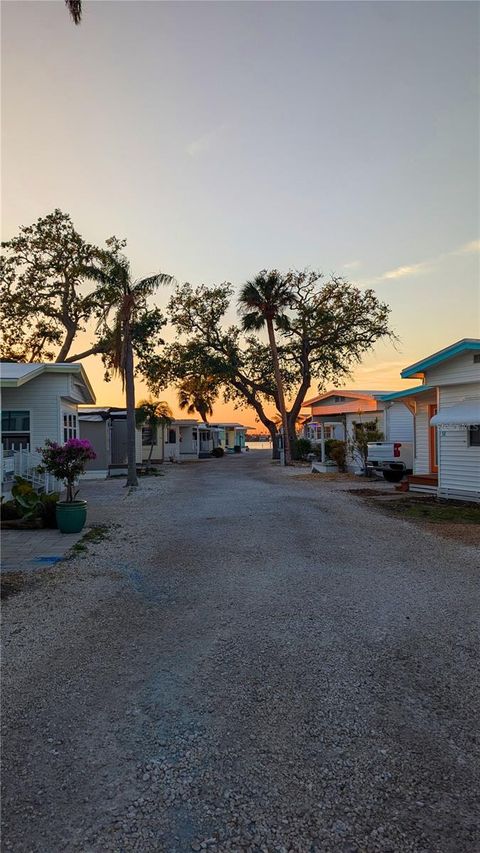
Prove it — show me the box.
[2,453,479,853]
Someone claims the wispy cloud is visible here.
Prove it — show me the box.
[343,260,361,271]
[360,239,479,286]
[356,359,406,375]
[453,239,480,256]
[186,124,226,158]
[381,260,431,281]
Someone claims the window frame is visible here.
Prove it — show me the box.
[62,411,78,442]
[1,409,31,450]
[468,425,480,447]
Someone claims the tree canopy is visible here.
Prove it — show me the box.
[0,211,168,379]
[143,270,394,453]
[0,210,105,362]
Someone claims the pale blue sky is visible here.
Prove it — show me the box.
[2,0,479,409]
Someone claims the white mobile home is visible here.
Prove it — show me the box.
[161,419,200,462]
[381,339,480,501]
[302,389,413,470]
[1,362,96,493]
[208,423,247,452]
[1,362,95,452]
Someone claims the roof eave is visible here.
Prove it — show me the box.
[401,339,480,379]
[381,385,435,402]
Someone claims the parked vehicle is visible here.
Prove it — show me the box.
[367,441,413,482]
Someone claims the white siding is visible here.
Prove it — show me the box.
[384,402,414,442]
[1,374,73,452]
[413,400,431,474]
[425,351,480,387]
[438,382,480,498]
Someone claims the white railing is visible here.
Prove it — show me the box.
[1,445,56,495]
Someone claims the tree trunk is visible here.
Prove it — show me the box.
[266,318,291,465]
[125,332,138,488]
[269,425,280,459]
[56,325,77,362]
[147,439,154,463]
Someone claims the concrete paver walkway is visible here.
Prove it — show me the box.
[2,454,479,852]
[1,479,122,572]
[1,527,84,572]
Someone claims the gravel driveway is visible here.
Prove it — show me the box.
[2,453,479,852]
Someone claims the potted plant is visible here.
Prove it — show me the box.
[37,438,96,533]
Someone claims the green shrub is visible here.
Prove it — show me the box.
[327,439,347,471]
[40,493,59,528]
[14,490,43,521]
[324,439,336,460]
[4,479,59,527]
[211,446,225,457]
[0,499,21,521]
[292,438,312,461]
[11,476,34,500]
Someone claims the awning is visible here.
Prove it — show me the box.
[430,400,480,428]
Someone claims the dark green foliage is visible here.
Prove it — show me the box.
[292,438,312,461]
[3,478,59,526]
[14,491,43,520]
[0,210,105,362]
[1,499,20,521]
[212,446,225,458]
[145,273,393,459]
[11,476,34,499]
[327,440,347,471]
[40,493,60,528]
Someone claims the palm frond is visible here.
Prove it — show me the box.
[65,0,82,24]
[241,311,265,331]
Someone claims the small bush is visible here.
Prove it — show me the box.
[211,446,225,458]
[40,493,60,528]
[1,499,21,521]
[327,440,347,471]
[11,477,34,500]
[292,438,312,461]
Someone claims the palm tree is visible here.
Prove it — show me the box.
[136,399,173,463]
[66,0,82,24]
[98,239,173,487]
[178,376,217,425]
[238,270,293,464]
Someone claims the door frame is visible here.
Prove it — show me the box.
[428,404,438,473]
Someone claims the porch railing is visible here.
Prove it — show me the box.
[1,446,56,495]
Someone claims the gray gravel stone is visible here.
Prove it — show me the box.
[2,454,480,852]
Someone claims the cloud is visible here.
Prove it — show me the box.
[186,124,226,158]
[454,239,480,255]
[381,260,430,281]
[343,260,361,271]
[361,239,479,286]
[356,359,406,375]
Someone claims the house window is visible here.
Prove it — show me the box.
[469,426,480,447]
[168,429,177,444]
[142,426,157,446]
[63,412,78,442]
[1,409,30,449]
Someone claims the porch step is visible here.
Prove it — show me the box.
[408,474,438,486]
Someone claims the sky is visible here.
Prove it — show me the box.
[2,0,479,428]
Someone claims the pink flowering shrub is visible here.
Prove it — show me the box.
[37,438,96,502]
